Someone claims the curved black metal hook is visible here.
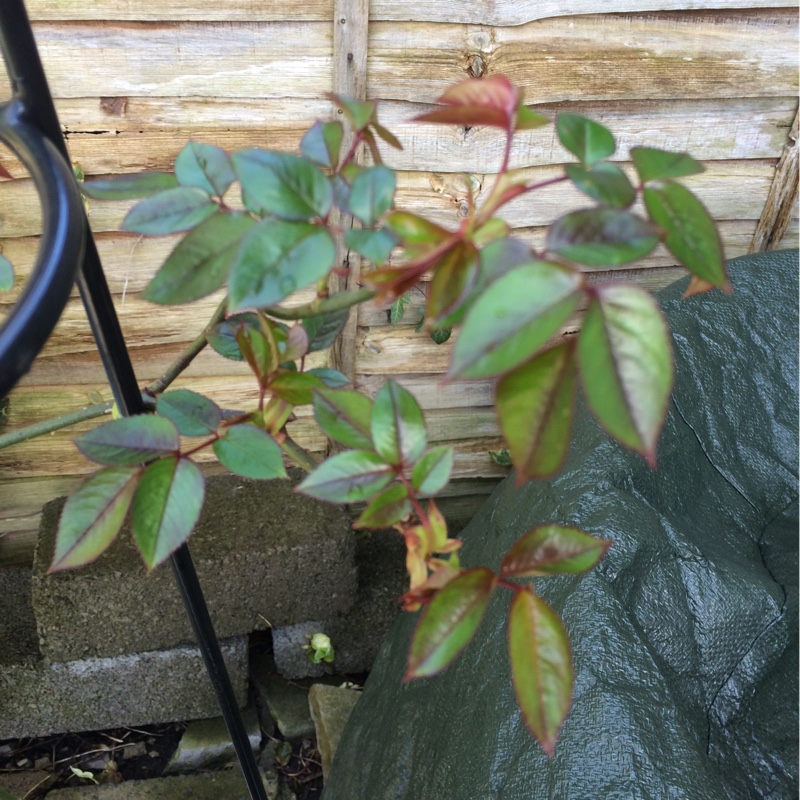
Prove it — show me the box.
[0,99,85,397]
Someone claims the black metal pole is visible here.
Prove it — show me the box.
[0,5,267,798]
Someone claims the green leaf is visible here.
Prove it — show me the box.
[577,284,673,464]
[300,120,344,170]
[347,166,396,225]
[429,327,451,345]
[385,211,450,245]
[515,105,549,131]
[508,589,573,757]
[643,181,728,289]
[345,227,397,264]
[213,425,288,479]
[207,312,261,360]
[474,236,532,293]
[547,208,660,267]
[76,415,179,467]
[307,367,350,388]
[236,322,278,385]
[302,307,350,353]
[411,445,454,496]
[296,450,394,503]
[174,141,236,196]
[132,456,205,570]
[353,484,411,529]
[389,293,411,324]
[312,388,374,450]
[328,95,376,131]
[565,162,636,208]
[269,371,324,405]
[0,254,13,291]
[501,524,611,578]
[556,113,615,166]
[157,389,221,437]
[630,146,704,184]
[228,219,335,311]
[50,467,139,570]
[122,187,218,235]
[81,172,178,200]
[372,121,403,150]
[142,212,255,304]
[426,241,479,327]
[371,380,427,467]
[405,568,496,679]
[489,448,512,467]
[496,343,575,480]
[231,149,332,220]
[449,261,583,379]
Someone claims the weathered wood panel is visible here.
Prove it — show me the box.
[25,0,794,25]
[0,161,785,241]
[0,2,796,545]
[24,12,797,103]
[0,96,792,181]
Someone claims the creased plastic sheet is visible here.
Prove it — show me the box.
[323,249,799,800]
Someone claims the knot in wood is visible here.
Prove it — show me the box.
[467,54,487,79]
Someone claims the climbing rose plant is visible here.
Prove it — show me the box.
[48,75,727,757]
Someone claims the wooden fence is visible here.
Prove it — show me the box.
[0,0,797,565]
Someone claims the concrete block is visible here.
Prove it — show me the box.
[0,637,248,740]
[32,473,357,661]
[1,557,248,739]
[273,532,407,678]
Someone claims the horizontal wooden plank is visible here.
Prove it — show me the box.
[0,161,782,240]
[0,96,785,181]
[368,10,798,104]
[25,12,796,103]
[24,0,794,25]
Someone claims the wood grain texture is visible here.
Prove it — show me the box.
[0,96,789,181]
[25,0,795,25]
[1,4,797,542]
[24,11,796,103]
[0,161,785,239]
[329,0,369,384]
[752,107,800,251]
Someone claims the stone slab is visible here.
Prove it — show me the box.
[32,473,357,661]
[164,708,261,774]
[307,684,360,780]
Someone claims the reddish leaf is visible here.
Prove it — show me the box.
[269,371,324,405]
[449,261,584,379]
[414,75,521,132]
[508,589,573,757]
[501,525,611,578]
[405,567,497,679]
[683,275,716,298]
[496,342,576,481]
[385,211,450,245]
[371,380,427,467]
[132,456,205,571]
[577,284,673,465]
[50,468,140,571]
[411,446,454,496]
[353,484,411,529]
[296,450,394,503]
[312,388,374,450]
[76,415,179,467]
[426,240,479,326]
